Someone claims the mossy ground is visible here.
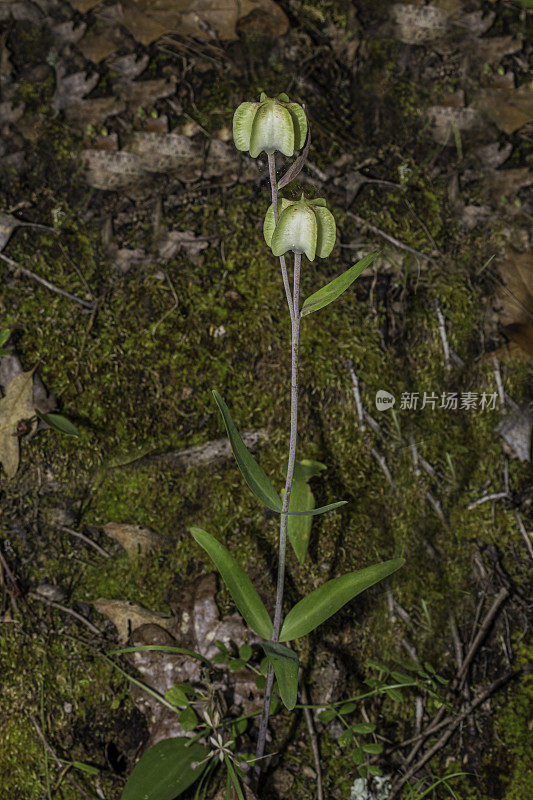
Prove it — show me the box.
[1,5,531,799]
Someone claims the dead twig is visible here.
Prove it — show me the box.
[435,302,451,371]
[513,510,533,561]
[29,714,99,800]
[370,447,396,490]
[468,492,509,510]
[390,670,516,797]
[0,251,94,309]
[300,683,323,800]
[61,526,111,558]
[29,592,102,635]
[457,588,509,689]
[345,359,365,431]
[346,211,436,262]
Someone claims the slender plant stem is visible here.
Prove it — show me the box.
[254,247,302,780]
[268,153,294,324]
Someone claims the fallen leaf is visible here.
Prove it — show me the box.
[472,85,533,134]
[114,248,147,274]
[496,406,532,462]
[52,67,99,113]
[66,97,126,130]
[496,250,533,329]
[108,54,150,82]
[0,101,24,125]
[118,77,177,111]
[0,371,36,479]
[81,150,146,190]
[78,26,121,64]
[102,523,159,555]
[483,168,532,205]
[472,141,512,169]
[156,229,211,264]
[426,105,487,145]
[92,599,174,643]
[391,4,448,44]
[127,132,203,175]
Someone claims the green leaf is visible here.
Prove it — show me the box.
[229,658,246,671]
[121,737,210,800]
[255,674,266,690]
[0,329,11,348]
[262,641,299,710]
[338,729,353,746]
[300,251,379,317]
[239,643,252,661]
[36,411,79,437]
[385,687,403,702]
[362,743,383,755]
[282,460,326,563]
[179,707,198,731]
[284,500,347,517]
[339,702,356,714]
[71,761,99,775]
[212,391,281,511]
[352,747,365,765]
[190,527,273,640]
[164,686,188,707]
[351,722,376,734]
[279,558,405,641]
[318,708,336,723]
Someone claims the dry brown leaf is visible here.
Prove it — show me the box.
[114,248,147,274]
[69,0,103,11]
[496,250,533,329]
[127,132,203,175]
[156,229,210,263]
[483,168,532,205]
[81,150,146,190]
[474,35,522,66]
[502,324,533,361]
[52,67,99,113]
[0,371,36,479]
[78,27,120,64]
[472,85,533,134]
[496,406,532,462]
[426,105,486,145]
[102,522,158,555]
[118,0,287,45]
[391,4,448,44]
[0,101,24,124]
[92,599,174,643]
[66,97,126,130]
[118,77,177,111]
[108,54,150,82]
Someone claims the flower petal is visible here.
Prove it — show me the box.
[233,102,259,152]
[263,198,293,248]
[249,101,295,158]
[285,102,308,150]
[314,206,337,258]
[271,203,317,261]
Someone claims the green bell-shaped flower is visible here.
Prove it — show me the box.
[263,195,336,262]
[233,92,307,159]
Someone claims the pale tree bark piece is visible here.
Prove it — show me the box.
[102,522,159,555]
[142,429,268,470]
[0,371,36,479]
[81,150,146,190]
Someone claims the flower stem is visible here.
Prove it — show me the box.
[268,153,294,324]
[254,244,302,781]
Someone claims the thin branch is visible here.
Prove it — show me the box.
[29,592,102,634]
[456,588,509,688]
[513,510,533,560]
[61,526,111,558]
[345,359,365,431]
[435,302,451,371]
[346,211,435,261]
[300,683,323,800]
[468,492,509,510]
[0,251,94,309]
[370,448,396,490]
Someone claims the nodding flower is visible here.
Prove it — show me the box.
[263,194,336,262]
[233,92,307,159]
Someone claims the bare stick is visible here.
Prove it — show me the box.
[513,510,533,560]
[29,592,102,635]
[346,211,435,261]
[61,526,111,558]
[0,251,94,309]
[390,671,515,797]
[426,492,447,526]
[468,492,509,510]
[300,683,323,800]
[370,447,396,490]
[435,302,451,371]
[29,714,98,800]
[492,357,505,409]
[345,359,365,431]
[457,588,509,688]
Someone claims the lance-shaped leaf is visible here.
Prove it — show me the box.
[190,527,273,640]
[281,459,326,563]
[121,737,210,800]
[36,411,79,437]
[279,558,405,641]
[301,251,380,317]
[283,499,347,517]
[262,641,299,710]
[278,119,311,190]
[212,390,282,512]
